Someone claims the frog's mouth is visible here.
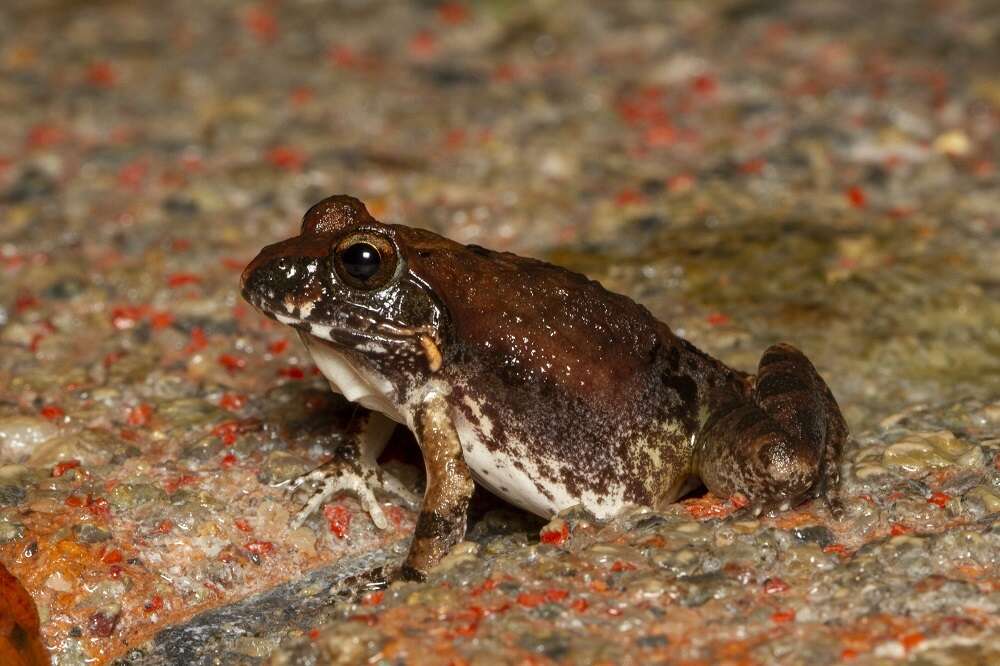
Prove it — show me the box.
[249,298,443,375]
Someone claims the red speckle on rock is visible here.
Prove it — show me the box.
[167,272,201,288]
[185,327,208,353]
[110,305,147,330]
[516,592,546,608]
[212,421,240,445]
[763,577,790,594]
[219,393,246,411]
[328,45,359,69]
[170,238,192,252]
[278,366,305,379]
[220,452,237,468]
[409,31,437,58]
[470,578,497,596]
[667,173,696,192]
[846,185,867,208]
[100,549,123,564]
[29,332,46,354]
[163,475,196,494]
[771,609,796,623]
[706,312,731,326]
[438,2,470,25]
[51,459,80,477]
[117,160,148,191]
[385,505,406,529]
[927,491,950,507]
[86,61,117,88]
[739,158,766,174]
[14,292,38,313]
[890,523,912,536]
[616,86,667,127]
[443,128,466,151]
[149,310,174,330]
[614,189,644,206]
[245,540,275,557]
[244,6,278,43]
[127,404,154,426]
[41,405,65,421]
[26,123,65,149]
[268,339,288,355]
[323,504,352,538]
[290,86,314,106]
[144,595,164,613]
[692,73,718,95]
[266,146,306,172]
[610,561,637,573]
[222,258,247,271]
[87,496,112,521]
[644,123,676,148]
[234,518,252,533]
[218,354,247,372]
[540,521,569,546]
[493,63,519,83]
[362,591,384,606]
[88,610,120,637]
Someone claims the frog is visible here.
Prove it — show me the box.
[241,195,848,581]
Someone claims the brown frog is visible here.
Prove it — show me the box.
[241,196,848,580]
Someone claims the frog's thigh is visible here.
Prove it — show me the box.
[693,343,847,514]
[400,393,475,581]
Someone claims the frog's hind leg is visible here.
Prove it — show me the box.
[693,343,847,517]
[285,410,419,530]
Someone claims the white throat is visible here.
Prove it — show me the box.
[301,336,406,424]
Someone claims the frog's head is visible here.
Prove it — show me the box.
[241,196,449,406]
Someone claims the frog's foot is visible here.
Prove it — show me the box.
[694,343,848,519]
[286,460,419,530]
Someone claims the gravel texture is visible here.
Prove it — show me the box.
[0,0,997,664]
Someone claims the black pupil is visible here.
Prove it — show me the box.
[341,242,381,282]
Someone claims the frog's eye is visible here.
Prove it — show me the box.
[333,233,398,289]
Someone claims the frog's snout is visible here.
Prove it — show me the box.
[240,234,331,303]
[240,244,314,316]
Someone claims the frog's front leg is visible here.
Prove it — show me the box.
[693,343,848,516]
[399,392,475,582]
[287,410,419,530]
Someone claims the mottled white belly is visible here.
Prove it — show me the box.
[451,406,629,520]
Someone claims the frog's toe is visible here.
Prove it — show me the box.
[824,495,845,520]
[377,471,421,510]
[732,495,794,521]
[282,468,323,496]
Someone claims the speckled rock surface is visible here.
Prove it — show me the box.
[0,0,997,664]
